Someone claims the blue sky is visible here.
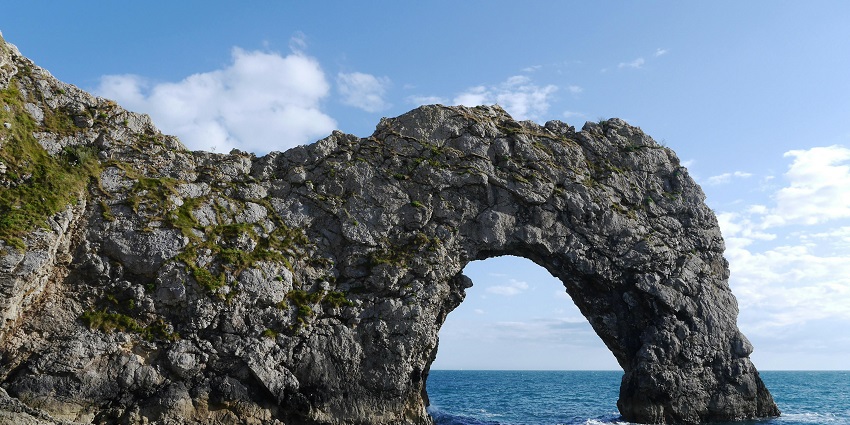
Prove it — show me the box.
[3,1,850,370]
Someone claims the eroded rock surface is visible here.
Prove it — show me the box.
[0,33,778,424]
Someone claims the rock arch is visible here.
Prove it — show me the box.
[0,81,779,424]
[263,105,779,424]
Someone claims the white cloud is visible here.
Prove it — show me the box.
[716,211,776,241]
[337,71,392,112]
[486,278,529,296]
[453,85,490,108]
[763,145,850,226]
[96,47,336,154]
[713,146,850,341]
[654,48,668,57]
[728,241,850,331]
[97,74,148,106]
[706,171,753,185]
[746,204,769,215]
[567,85,583,95]
[618,57,645,69]
[453,76,558,120]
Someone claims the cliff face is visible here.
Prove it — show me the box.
[0,34,778,424]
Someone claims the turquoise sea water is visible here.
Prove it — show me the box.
[426,370,850,425]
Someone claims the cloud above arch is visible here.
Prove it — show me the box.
[96,47,337,154]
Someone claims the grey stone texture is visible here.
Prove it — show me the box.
[0,33,778,424]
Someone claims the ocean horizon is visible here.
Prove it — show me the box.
[426,370,850,425]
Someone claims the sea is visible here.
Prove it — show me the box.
[426,370,850,425]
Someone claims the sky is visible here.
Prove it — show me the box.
[2,1,850,371]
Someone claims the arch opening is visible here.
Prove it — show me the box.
[426,255,620,423]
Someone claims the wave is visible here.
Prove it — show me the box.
[781,412,848,424]
[428,406,501,425]
[428,406,630,425]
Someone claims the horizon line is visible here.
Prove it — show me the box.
[429,368,850,372]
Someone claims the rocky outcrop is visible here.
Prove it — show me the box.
[0,33,778,424]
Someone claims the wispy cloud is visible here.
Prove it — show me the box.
[563,110,586,120]
[288,31,308,52]
[618,57,645,69]
[615,48,667,71]
[337,71,392,113]
[486,278,529,296]
[554,289,572,300]
[490,317,597,344]
[706,171,753,185]
[96,45,335,154]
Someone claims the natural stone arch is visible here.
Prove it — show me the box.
[283,105,779,424]
[0,37,776,424]
[0,92,780,424]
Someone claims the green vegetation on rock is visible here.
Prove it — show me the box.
[285,289,353,326]
[261,328,278,339]
[0,82,102,250]
[80,309,179,342]
[174,209,311,298]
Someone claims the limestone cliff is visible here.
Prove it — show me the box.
[0,33,778,424]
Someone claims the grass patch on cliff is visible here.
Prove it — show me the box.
[188,264,227,293]
[369,247,411,268]
[323,290,355,308]
[170,196,202,237]
[261,328,279,339]
[368,232,443,268]
[80,309,179,342]
[413,231,443,252]
[176,219,310,298]
[0,82,102,250]
[124,176,179,219]
[285,289,354,326]
[286,289,322,324]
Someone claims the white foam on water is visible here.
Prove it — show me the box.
[782,411,846,423]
